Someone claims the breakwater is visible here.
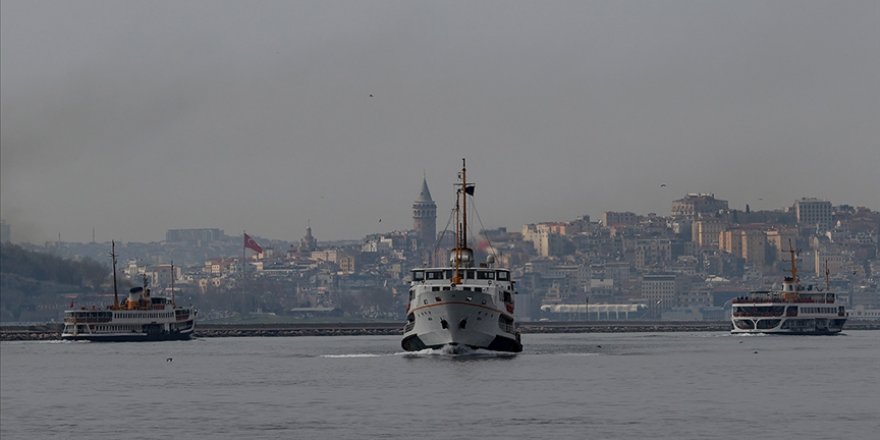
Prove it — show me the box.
[3,321,880,341]
[193,321,736,337]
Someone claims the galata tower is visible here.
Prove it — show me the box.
[412,176,437,249]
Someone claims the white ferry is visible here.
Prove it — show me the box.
[61,242,196,342]
[731,247,846,335]
[402,160,522,353]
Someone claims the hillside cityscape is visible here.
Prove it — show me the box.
[1,184,878,324]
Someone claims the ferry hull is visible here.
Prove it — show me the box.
[60,331,193,342]
[61,321,196,342]
[401,333,522,352]
[402,299,522,353]
[731,329,843,335]
[731,317,846,335]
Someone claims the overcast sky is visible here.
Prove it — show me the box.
[2,0,878,244]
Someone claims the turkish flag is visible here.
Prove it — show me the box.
[244,233,263,253]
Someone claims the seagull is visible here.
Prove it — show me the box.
[166,357,173,362]
[659,183,667,188]
[369,94,374,97]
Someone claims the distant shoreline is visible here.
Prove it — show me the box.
[3,321,880,341]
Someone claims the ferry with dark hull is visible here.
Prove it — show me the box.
[61,242,196,342]
[402,159,522,353]
[731,246,846,335]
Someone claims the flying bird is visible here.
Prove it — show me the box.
[659,184,667,188]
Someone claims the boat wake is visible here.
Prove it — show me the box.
[319,353,383,358]
[399,344,517,359]
[730,332,769,337]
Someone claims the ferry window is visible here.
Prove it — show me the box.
[477,271,495,280]
[474,287,483,293]
[497,271,509,281]
[444,270,454,279]
[466,270,476,279]
[412,271,425,281]
[426,271,443,280]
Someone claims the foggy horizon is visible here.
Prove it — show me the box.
[2,1,878,244]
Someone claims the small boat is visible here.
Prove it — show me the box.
[731,244,846,335]
[401,159,522,352]
[61,241,197,341]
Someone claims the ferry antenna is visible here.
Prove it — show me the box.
[171,260,176,307]
[824,258,831,291]
[111,240,119,309]
[453,158,466,284]
[787,239,798,284]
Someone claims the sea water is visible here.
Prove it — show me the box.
[2,331,878,439]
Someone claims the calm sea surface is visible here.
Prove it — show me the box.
[2,331,879,440]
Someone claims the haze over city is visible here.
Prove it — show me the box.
[2,0,878,244]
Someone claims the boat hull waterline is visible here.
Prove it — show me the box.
[60,329,194,342]
[402,292,522,352]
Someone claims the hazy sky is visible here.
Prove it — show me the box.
[2,0,878,244]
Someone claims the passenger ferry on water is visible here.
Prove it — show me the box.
[731,246,846,335]
[61,242,196,342]
[401,159,522,353]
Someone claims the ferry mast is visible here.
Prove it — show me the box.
[453,158,472,284]
[111,240,119,309]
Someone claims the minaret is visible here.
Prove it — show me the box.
[299,220,318,253]
[413,175,437,250]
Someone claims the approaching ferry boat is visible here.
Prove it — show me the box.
[61,242,196,342]
[731,246,846,335]
[402,159,523,353]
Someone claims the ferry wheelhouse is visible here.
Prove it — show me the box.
[61,242,196,342]
[401,159,522,353]
[731,247,846,335]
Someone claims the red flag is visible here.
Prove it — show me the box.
[244,233,263,253]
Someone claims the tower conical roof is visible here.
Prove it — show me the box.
[417,177,433,202]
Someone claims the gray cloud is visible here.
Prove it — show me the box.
[2,0,878,243]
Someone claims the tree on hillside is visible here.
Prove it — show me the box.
[0,244,108,289]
